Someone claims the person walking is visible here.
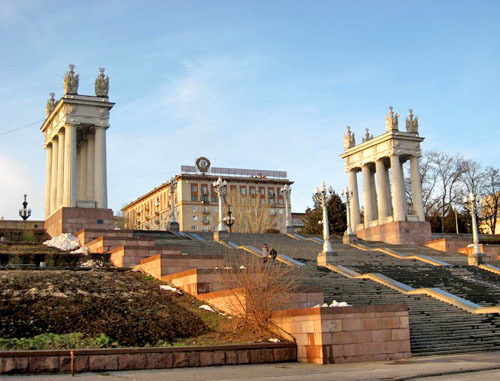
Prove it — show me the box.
[270,248,277,264]
[262,244,270,263]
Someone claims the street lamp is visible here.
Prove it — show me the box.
[213,177,229,241]
[314,182,335,266]
[19,194,31,221]
[167,177,179,231]
[341,186,358,244]
[463,192,485,265]
[280,184,293,233]
[223,204,235,232]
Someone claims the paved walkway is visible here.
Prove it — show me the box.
[3,351,500,380]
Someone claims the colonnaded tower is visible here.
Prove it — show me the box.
[340,107,431,245]
[41,65,114,237]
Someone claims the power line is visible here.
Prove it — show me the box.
[0,120,44,137]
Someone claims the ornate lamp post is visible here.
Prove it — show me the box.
[341,186,358,244]
[167,177,179,231]
[463,192,485,265]
[280,184,293,233]
[19,194,31,221]
[314,182,335,266]
[213,177,229,241]
[223,205,235,232]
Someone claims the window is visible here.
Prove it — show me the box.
[201,195,208,203]
[192,206,198,212]
[213,225,218,231]
[213,206,218,212]
[192,225,198,231]
[192,185,198,192]
[192,195,197,201]
[278,199,284,205]
[259,188,265,195]
[203,216,209,223]
[212,196,217,202]
[280,218,284,223]
[193,215,198,221]
[201,185,208,194]
[268,189,275,197]
[249,188,256,196]
[259,198,265,205]
[279,208,284,215]
[270,208,276,216]
[203,226,209,232]
[203,206,208,213]
[278,189,283,195]
[240,187,246,195]
[270,199,275,206]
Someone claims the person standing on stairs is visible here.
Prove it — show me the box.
[262,244,269,263]
[270,248,277,264]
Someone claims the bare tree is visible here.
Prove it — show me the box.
[481,167,500,234]
[225,189,276,233]
[406,152,440,219]
[461,159,486,197]
[214,252,299,334]
[427,151,467,232]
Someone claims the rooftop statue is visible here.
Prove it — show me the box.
[45,93,55,117]
[385,106,399,132]
[63,64,79,95]
[362,128,374,142]
[406,108,419,133]
[95,67,110,97]
[344,126,356,150]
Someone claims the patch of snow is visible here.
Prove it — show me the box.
[43,233,80,251]
[80,260,97,268]
[239,266,246,269]
[160,285,182,295]
[199,304,216,313]
[71,246,89,254]
[314,300,351,308]
[268,338,280,343]
[224,266,233,270]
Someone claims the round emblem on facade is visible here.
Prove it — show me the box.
[195,157,211,173]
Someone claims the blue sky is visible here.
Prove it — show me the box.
[1,0,499,219]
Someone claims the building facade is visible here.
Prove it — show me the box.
[122,158,293,233]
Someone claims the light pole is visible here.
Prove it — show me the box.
[463,192,485,265]
[167,177,179,231]
[19,194,31,221]
[223,204,235,232]
[314,182,335,266]
[341,186,358,244]
[280,184,293,233]
[213,177,229,241]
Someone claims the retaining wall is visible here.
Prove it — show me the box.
[0,342,296,374]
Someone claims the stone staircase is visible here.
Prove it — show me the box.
[300,262,500,356]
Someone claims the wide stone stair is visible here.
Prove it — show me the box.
[300,262,500,356]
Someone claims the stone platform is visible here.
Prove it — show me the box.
[354,221,431,245]
[45,207,113,237]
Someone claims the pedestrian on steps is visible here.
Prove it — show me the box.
[270,248,277,264]
[262,244,269,263]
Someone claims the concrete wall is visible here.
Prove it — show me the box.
[356,221,431,245]
[0,343,296,374]
[45,208,113,237]
[272,305,410,364]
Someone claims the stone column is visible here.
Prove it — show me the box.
[401,161,408,217]
[361,164,374,226]
[369,169,378,219]
[390,154,406,222]
[76,145,82,202]
[50,138,59,214]
[86,132,95,202]
[63,125,77,207]
[56,132,65,209]
[94,127,108,208]
[44,144,53,217]
[78,141,87,202]
[375,159,390,221]
[348,169,361,228]
[410,155,425,221]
